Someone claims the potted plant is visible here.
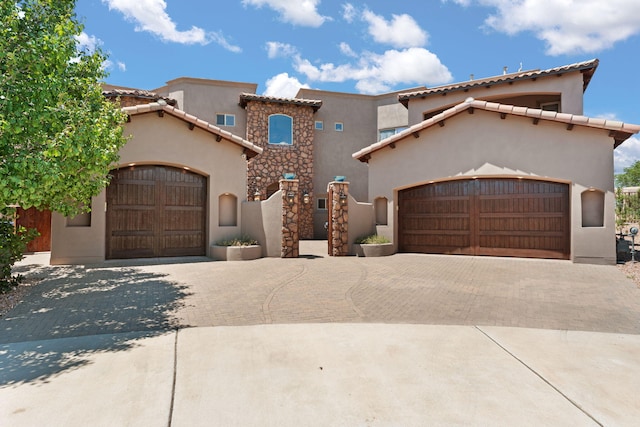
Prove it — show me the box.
[352,234,394,257]
[211,235,262,261]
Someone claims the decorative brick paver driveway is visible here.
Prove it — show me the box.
[3,241,640,344]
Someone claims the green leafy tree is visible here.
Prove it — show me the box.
[0,1,127,288]
[0,0,127,216]
[616,160,640,188]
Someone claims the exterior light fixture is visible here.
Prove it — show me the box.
[287,191,296,204]
[339,191,348,205]
[303,192,310,204]
[253,191,261,201]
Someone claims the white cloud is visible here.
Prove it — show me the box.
[362,9,428,48]
[117,61,127,72]
[342,3,356,23]
[242,0,328,27]
[442,0,471,6]
[102,0,241,51]
[478,0,640,55]
[263,73,310,98]
[615,136,640,174]
[293,47,452,94]
[339,42,357,57]
[75,32,100,52]
[266,41,298,59]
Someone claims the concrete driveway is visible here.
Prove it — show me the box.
[2,241,640,426]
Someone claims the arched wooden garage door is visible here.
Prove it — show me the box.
[106,165,206,259]
[398,178,570,259]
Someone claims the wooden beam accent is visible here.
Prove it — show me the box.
[566,124,574,131]
[126,115,131,123]
[532,118,539,125]
[215,134,222,142]
[389,142,396,149]
[157,110,164,117]
[362,154,371,163]
[188,122,195,130]
[438,120,445,127]
[468,107,474,114]
[500,113,506,120]
[412,131,420,138]
[609,130,617,138]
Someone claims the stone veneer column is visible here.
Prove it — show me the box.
[328,181,349,256]
[280,179,299,258]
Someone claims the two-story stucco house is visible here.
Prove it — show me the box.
[47,59,639,264]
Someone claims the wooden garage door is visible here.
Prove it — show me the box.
[106,165,206,259]
[398,178,570,259]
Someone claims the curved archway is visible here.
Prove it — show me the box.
[581,189,604,227]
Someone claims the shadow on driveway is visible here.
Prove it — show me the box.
[0,263,189,387]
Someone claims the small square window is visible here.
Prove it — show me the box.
[335,122,344,132]
[216,114,235,126]
[315,121,324,130]
[317,198,327,210]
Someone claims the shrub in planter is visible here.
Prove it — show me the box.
[353,234,394,257]
[212,235,261,261]
[355,234,391,244]
[215,235,259,247]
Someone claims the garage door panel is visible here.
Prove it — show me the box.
[399,178,569,259]
[106,165,206,259]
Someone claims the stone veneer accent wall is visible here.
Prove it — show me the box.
[244,101,315,239]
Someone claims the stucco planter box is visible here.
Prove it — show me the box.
[211,245,262,261]
[353,243,394,257]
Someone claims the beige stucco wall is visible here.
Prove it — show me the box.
[366,109,616,264]
[240,190,283,257]
[298,88,414,238]
[155,78,256,133]
[347,196,375,253]
[51,112,249,264]
[406,72,585,125]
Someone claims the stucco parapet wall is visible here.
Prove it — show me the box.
[239,93,322,112]
[398,58,599,106]
[122,101,263,159]
[353,98,640,162]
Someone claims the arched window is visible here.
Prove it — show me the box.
[374,197,388,225]
[581,189,604,227]
[219,193,238,227]
[268,114,293,145]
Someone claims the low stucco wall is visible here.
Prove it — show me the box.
[347,196,375,253]
[367,110,616,264]
[241,190,283,257]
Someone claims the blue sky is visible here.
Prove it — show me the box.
[74,0,640,173]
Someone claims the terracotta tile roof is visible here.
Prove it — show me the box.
[123,101,263,159]
[103,88,177,106]
[239,93,322,112]
[353,97,640,162]
[398,59,599,107]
